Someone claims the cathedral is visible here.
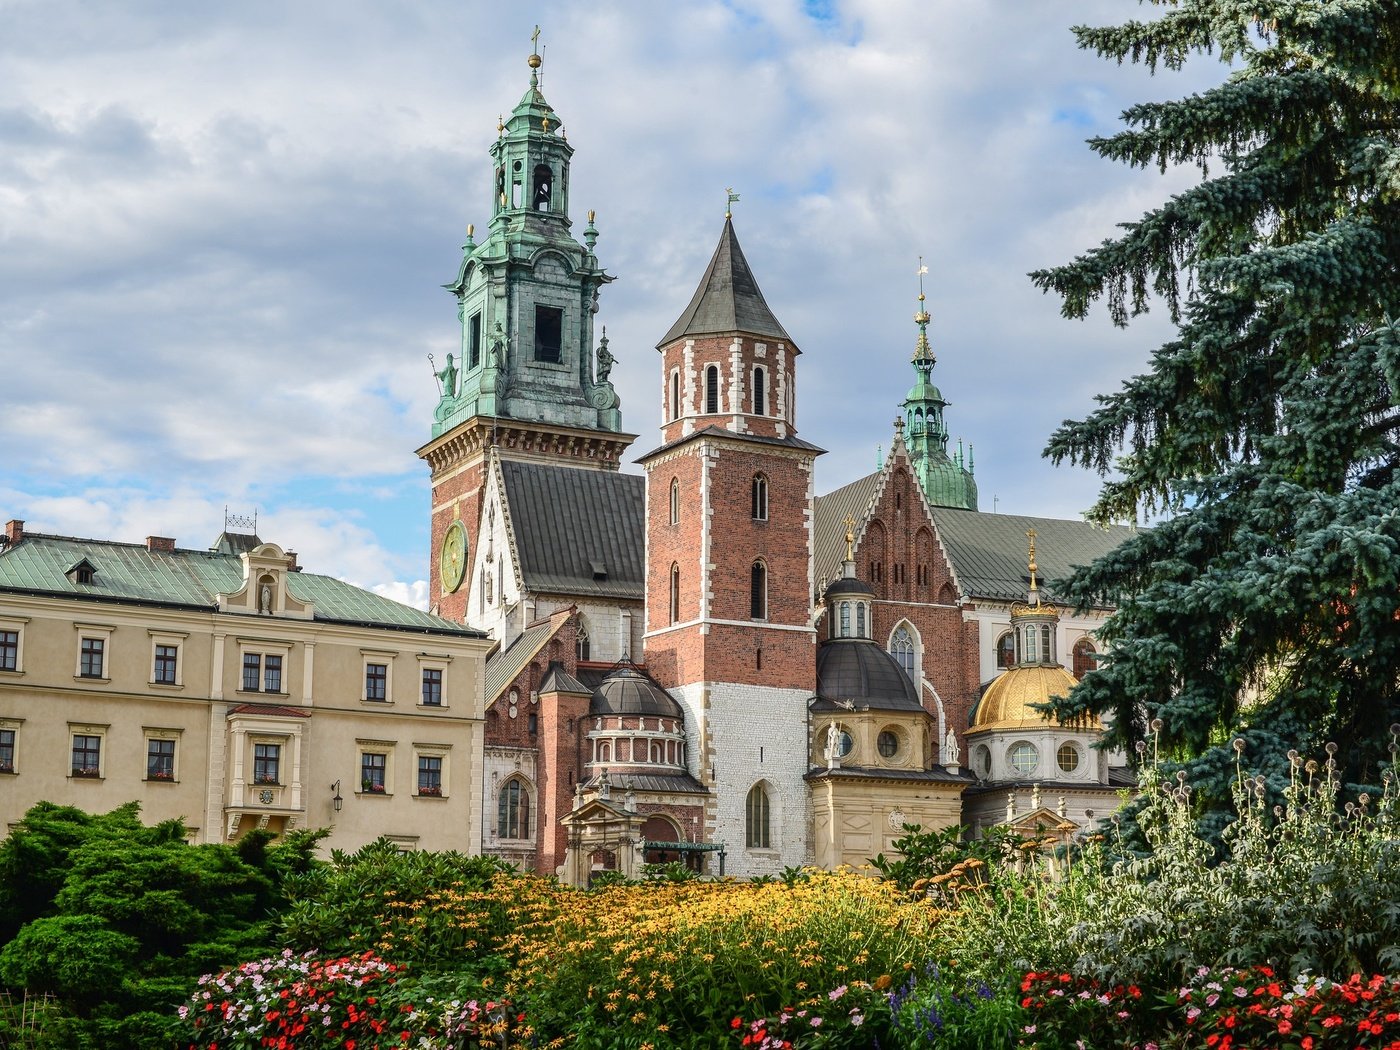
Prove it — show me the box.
[416,45,1135,882]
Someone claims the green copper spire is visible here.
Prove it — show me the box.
[433,32,622,439]
[901,260,977,510]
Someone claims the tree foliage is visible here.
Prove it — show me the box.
[1034,0,1400,801]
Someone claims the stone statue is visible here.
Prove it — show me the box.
[825,722,840,762]
[943,728,960,767]
[433,353,458,399]
[596,338,615,383]
[259,583,272,614]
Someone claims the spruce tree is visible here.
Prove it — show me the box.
[1034,1,1400,801]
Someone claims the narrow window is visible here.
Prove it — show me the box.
[669,563,680,624]
[997,632,1015,669]
[361,752,387,792]
[669,371,680,420]
[856,602,867,638]
[745,783,771,849]
[890,626,916,680]
[576,620,591,662]
[705,365,719,414]
[669,477,680,525]
[532,164,552,210]
[365,663,388,702]
[253,743,280,785]
[153,645,178,685]
[0,630,17,671]
[242,653,261,692]
[418,755,443,796]
[750,561,767,620]
[71,734,101,777]
[751,474,768,521]
[264,654,283,693]
[839,602,851,637]
[752,366,766,415]
[147,738,175,781]
[421,668,443,706]
[535,305,563,363]
[468,311,482,369]
[0,728,14,773]
[79,638,104,678]
[1022,624,1038,663]
[498,779,531,838]
[1041,624,1055,663]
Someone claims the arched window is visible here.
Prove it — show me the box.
[669,563,680,624]
[1021,623,1038,663]
[751,473,768,521]
[750,561,767,619]
[745,783,771,849]
[752,366,766,415]
[997,632,1016,669]
[1072,638,1097,678]
[598,741,611,762]
[576,619,591,662]
[705,365,720,414]
[856,602,867,638]
[532,164,552,211]
[669,371,680,420]
[497,778,531,839]
[838,601,851,637]
[890,625,916,680]
[669,477,680,525]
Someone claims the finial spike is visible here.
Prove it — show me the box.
[1026,529,1039,605]
[725,187,740,218]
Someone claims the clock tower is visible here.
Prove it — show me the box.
[417,41,636,624]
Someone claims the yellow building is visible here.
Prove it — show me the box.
[0,519,492,851]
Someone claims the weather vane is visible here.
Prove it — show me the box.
[725,187,740,218]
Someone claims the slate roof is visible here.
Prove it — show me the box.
[499,461,645,599]
[0,533,481,636]
[539,662,591,695]
[658,218,793,346]
[812,471,881,586]
[581,771,709,794]
[815,639,925,712]
[928,507,1137,606]
[483,618,559,702]
[805,766,972,784]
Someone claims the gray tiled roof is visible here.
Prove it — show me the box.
[483,618,559,702]
[812,470,881,586]
[500,461,645,599]
[658,218,793,346]
[539,663,591,695]
[0,533,481,636]
[581,771,709,794]
[928,507,1136,606]
[805,766,972,784]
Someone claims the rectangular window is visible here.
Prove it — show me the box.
[71,734,101,777]
[0,630,16,672]
[421,668,443,706]
[468,311,482,369]
[361,752,387,793]
[253,743,281,785]
[79,638,104,678]
[365,663,387,702]
[417,755,443,796]
[153,645,178,685]
[147,738,175,781]
[264,655,283,693]
[534,305,563,363]
[242,653,261,692]
[0,728,14,773]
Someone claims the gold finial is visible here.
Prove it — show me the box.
[843,516,856,562]
[466,223,474,238]
[542,115,551,134]
[914,257,931,325]
[529,25,542,68]
[1027,529,1039,605]
[587,209,596,224]
[497,114,504,134]
[725,187,740,218]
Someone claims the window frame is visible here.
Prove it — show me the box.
[704,364,720,414]
[145,730,179,782]
[890,624,917,681]
[751,473,769,521]
[497,776,532,840]
[745,782,772,850]
[669,477,680,525]
[750,560,767,620]
[669,563,680,624]
[74,624,114,680]
[1007,741,1039,777]
[1057,741,1081,775]
[534,304,564,364]
[0,719,20,775]
[414,745,450,798]
[0,616,26,673]
[238,641,292,695]
[364,659,390,703]
[751,364,767,415]
[252,742,282,786]
[68,723,108,779]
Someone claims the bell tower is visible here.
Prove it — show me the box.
[639,214,821,876]
[418,36,636,623]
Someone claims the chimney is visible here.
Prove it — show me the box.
[285,550,302,572]
[146,536,176,553]
[3,520,23,546]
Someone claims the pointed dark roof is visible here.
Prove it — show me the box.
[658,218,792,347]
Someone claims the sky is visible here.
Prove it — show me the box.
[1,0,1223,609]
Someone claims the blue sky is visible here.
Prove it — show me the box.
[0,1,1219,607]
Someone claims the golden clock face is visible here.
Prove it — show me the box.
[439,520,467,594]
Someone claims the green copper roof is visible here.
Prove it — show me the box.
[658,218,792,347]
[0,533,482,636]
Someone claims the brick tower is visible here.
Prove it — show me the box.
[639,216,822,876]
[417,43,634,624]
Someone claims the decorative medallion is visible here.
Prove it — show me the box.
[887,808,907,831]
[439,519,468,593]
[259,789,274,805]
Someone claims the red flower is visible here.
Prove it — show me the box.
[732,1018,742,1029]
[1278,1020,1293,1035]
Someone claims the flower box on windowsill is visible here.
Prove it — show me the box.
[147,771,175,782]
[254,775,280,786]
[0,763,14,775]
[417,785,443,798]
[72,767,101,779]
[361,782,386,794]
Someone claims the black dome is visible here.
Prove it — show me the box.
[815,640,923,711]
[589,666,684,719]
[824,575,874,598]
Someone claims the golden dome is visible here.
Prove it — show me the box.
[970,665,1100,733]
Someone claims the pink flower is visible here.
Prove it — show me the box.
[828,985,847,1001]
[810,1017,823,1027]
